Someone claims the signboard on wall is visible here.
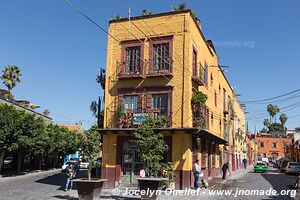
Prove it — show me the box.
[132,113,149,125]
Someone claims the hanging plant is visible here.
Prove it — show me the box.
[191,92,208,129]
[191,91,208,105]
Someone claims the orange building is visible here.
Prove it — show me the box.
[256,134,292,159]
[57,123,84,133]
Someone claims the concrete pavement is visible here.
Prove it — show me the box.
[0,166,299,200]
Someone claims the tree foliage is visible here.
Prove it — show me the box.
[1,65,22,92]
[134,118,166,177]
[0,104,84,172]
[80,125,101,179]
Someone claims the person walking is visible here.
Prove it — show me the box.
[222,162,229,180]
[193,159,202,189]
[243,158,248,169]
[64,164,75,191]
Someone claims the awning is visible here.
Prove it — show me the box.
[197,129,228,144]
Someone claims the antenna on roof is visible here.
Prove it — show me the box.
[128,7,131,31]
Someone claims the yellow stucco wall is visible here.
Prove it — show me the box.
[104,11,245,141]
[102,10,246,172]
[172,131,193,171]
[102,133,117,168]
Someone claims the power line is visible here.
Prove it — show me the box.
[241,89,300,103]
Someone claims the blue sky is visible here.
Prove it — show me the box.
[0,0,300,131]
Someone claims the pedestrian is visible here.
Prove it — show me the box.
[193,159,202,189]
[222,162,229,180]
[65,164,75,191]
[243,157,248,169]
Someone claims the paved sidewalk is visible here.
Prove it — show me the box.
[208,165,254,188]
[0,168,62,180]
[227,165,254,181]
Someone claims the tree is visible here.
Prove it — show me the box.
[0,104,23,172]
[172,2,187,11]
[269,122,284,133]
[263,119,270,130]
[141,9,152,16]
[1,65,22,93]
[80,125,101,179]
[267,104,274,123]
[90,97,104,128]
[267,104,279,123]
[260,127,268,133]
[279,113,288,130]
[273,105,280,123]
[115,15,122,20]
[134,118,166,177]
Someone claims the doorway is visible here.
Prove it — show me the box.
[121,141,142,183]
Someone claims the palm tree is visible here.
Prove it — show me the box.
[141,9,152,16]
[1,65,22,93]
[274,105,280,123]
[267,104,274,123]
[279,113,288,130]
[172,2,187,11]
[90,97,104,128]
[263,118,270,130]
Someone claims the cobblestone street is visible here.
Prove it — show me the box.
[0,167,299,200]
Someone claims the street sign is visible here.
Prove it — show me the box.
[132,113,149,125]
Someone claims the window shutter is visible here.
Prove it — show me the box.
[146,93,152,112]
[138,94,142,113]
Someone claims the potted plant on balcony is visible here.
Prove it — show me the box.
[191,91,208,128]
[114,103,125,128]
[134,117,168,200]
[73,126,107,200]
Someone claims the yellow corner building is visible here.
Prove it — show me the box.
[100,9,246,189]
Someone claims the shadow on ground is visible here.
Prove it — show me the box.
[36,169,88,190]
[261,168,299,200]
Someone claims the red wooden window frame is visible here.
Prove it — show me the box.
[192,47,198,77]
[148,36,173,73]
[121,40,144,75]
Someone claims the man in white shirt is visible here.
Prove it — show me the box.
[193,159,201,189]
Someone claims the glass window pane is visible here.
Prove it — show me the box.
[126,46,141,72]
[152,94,168,114]
[124,95,138,112]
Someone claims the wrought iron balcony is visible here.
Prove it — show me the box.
[108,108,172,129]
[192,62,205,86]
[192,102,206,129]
[146,58,173,77]
[116,61,145,79]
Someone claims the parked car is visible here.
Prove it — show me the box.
[254,162,268,173]
[280,160,290,173]
[2,156,13,169]
[284,162,300,174]
[79,160,90,169]
[61,160,79,172]
[262,157,269,166]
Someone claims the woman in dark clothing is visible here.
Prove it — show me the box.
[222,162,229,180]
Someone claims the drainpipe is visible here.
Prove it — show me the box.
[181,15,186,128]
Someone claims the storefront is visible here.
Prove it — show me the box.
[101,128,227,189]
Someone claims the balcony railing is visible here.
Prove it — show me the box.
[146,58,173,76]
[115,58,173,79]
[109,108,172,129]
[116,61,144,79]
[192,62,205,86]
[192,102,206,129]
